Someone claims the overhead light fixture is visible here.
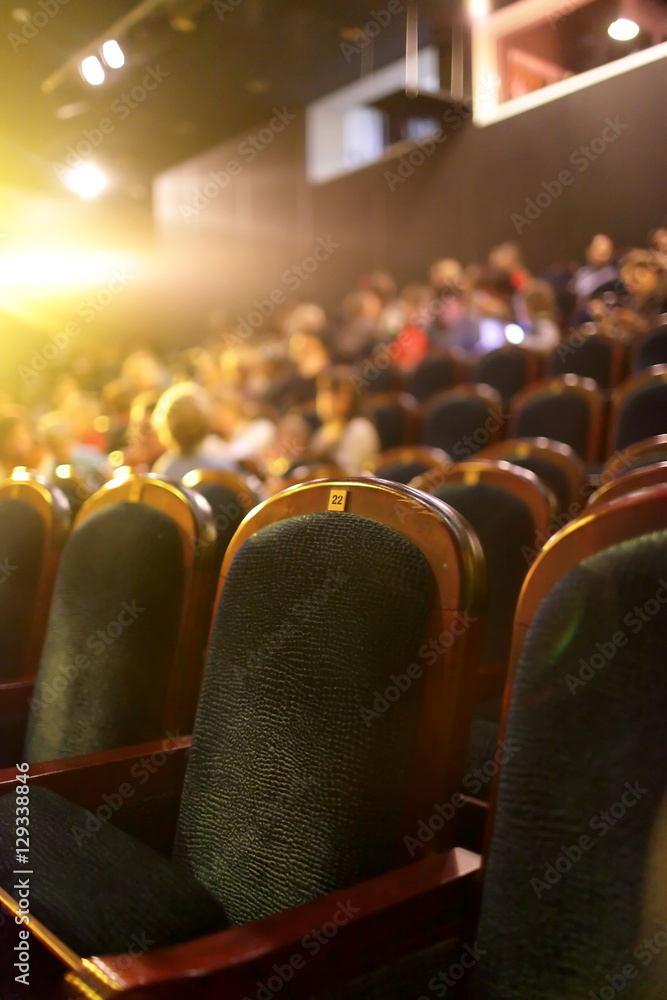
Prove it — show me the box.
[62,162,108,199]
[469,0,489,20]
[81,55,105,85]
[101,39,124,68]
[608,17,640,40]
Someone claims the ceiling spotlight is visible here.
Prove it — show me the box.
[608,17,640,40]
[81,55,105,85]
[101,40,124,68]
[62,162,108,200]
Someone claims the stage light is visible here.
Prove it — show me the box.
[62,162,108,200]
[469,0,489,20]
[505,323,525,344]
[608,17,639,40]
[81,55,105,85]
[101,40,124,68]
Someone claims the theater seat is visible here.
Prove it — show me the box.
[634,321,667,371]
[367,445,450,485]
[420,385,504,459]
[182,468,262,576]
[24,475,217,763]
[474,344,541,401]
[587,463,667,509]
[469,487,667,999]
[549,329,627,389]
[362,392,420,451]
[0,471,70,682]
[602,433,667,480]
[509,374,604,462]
[0,478,485,997]
[609,365,667,453]
[478,436,587,515]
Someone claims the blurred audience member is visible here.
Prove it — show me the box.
[310,367,380,472]
[523,279,561,351]
[151,383,238,479]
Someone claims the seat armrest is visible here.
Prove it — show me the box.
[0,736,190,856]
[70,848,481,998]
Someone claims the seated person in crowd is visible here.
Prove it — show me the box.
[151,382,239,480]
[264,331,330,412]
[119,391,165,471]
[571,233,619,323]
[310,367,380,473]
[522,279,561,352]
[0,410,40,480]
[210,390,276,463]
[37,411,108,483]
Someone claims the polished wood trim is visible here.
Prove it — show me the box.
[366,444,451,476]
[75,849,481,998]
[0,470,71,680]
[218,477,487,861]
[508,374,605,463]
[69,474,218,740]
[279,463,346,491]
[477,436,588,512]
[587,463,667,509]
[601,433,667,480]
[181,467,264,514]
[607,364,667,454]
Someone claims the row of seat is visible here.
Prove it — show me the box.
[360,364,667,464]
[388,321,667,403]
[0,470,665,997]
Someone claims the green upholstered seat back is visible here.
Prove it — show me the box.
[471,530,667,998]
[174,510,435,925]
[25,502,186,762]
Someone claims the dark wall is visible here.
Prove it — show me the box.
[152,55,667,334]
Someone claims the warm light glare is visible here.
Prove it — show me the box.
[102,40,124,68]
[505,323,525,344]
[81,55,105,85]
[63,162,108,200]
[0,249,129,291]
[608,17,640,40]
[469,0,489,19]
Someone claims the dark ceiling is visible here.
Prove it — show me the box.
[0,0,449,200]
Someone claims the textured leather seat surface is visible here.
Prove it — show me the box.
[0,498,44,681]
[175,511,435,925]
[0,786,227,958]
[470,530,667,999]
[25,501,186,762]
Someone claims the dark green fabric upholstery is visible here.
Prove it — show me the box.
[614,382,667,451]
[432,483,534,665]
[410,357,456,402]
[0,786,227,956]
[470,530,667,999]
[174,511,434,924]
[190,481,247,575]
[475,348,528,400]
[370,403,408,451]
[550,335,614,388]
[491,454,571,512]
[635,326,667,372]
[375,460,431,485]
[25,502,186,762]
[0,499,44,682]
[421,398,496,457]
[514,392,591,458]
